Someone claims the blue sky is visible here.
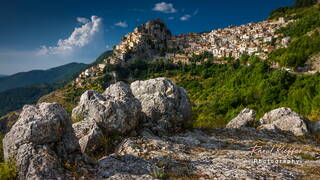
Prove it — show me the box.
[0,0,294,75]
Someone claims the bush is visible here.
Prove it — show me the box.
[0,134,16,180]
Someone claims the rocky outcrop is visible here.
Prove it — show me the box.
[226,108,256,128]
[72,78,191,152]
[258,107,309,136]
[96,154,157,179]
[110,19,172,64]
[96,128,320,179]
[3,103,81,179]
[130,77,192,135]
[72,82,141,153]
[3,81,320,179]
[72,82,141,135]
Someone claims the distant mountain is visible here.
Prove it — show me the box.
[0,74,7,78]
[0,62,88,117]
[0,84,54,117]
[0,62,87,93]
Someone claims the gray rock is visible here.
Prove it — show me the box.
[3,101,320,179]
[130,77,192,135]
[71,90,107,121]
[72,82,141,135]
[3,103,80,179]
[72,120,105,154]
[258,107,309,136]
[113,128,320,179]
[96,154,155,179]
[105,174,156,180]
[16,144,66,180]
[226,108,256,128]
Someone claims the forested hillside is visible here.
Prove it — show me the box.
[0,62,87,93]
[0,84,54,117]
[0,63,88,117]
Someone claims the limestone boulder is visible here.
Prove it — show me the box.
[3,103,80,179]
[72,82,141,135]
[226,108,256,128]
[258,107,309,136]
[72,120,105,154]
[130,77,192,135]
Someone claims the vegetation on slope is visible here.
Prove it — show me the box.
[41,58,320,128]
[268,2,320,68]
[269,30,320,68]
[269,0,317,20]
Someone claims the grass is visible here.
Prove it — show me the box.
[149,166,165,179]
[295,153,318,160]
[0,161,17,180]
[72,114,84,123]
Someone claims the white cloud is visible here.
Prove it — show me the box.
[114,21,128,28]
[1,16,105,74]
[76,17,90,24]
[37,15,104,56]
[152,2,177,13]
[180,14,191,21]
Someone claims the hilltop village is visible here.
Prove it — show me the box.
[171,17,291,60]
[75,18,291,87]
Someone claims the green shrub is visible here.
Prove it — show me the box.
[0,161,16,180]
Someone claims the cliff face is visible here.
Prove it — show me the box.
[110,19,172,64]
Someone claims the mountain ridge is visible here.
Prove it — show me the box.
[0,62,87,93]
[0,62,88,117]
